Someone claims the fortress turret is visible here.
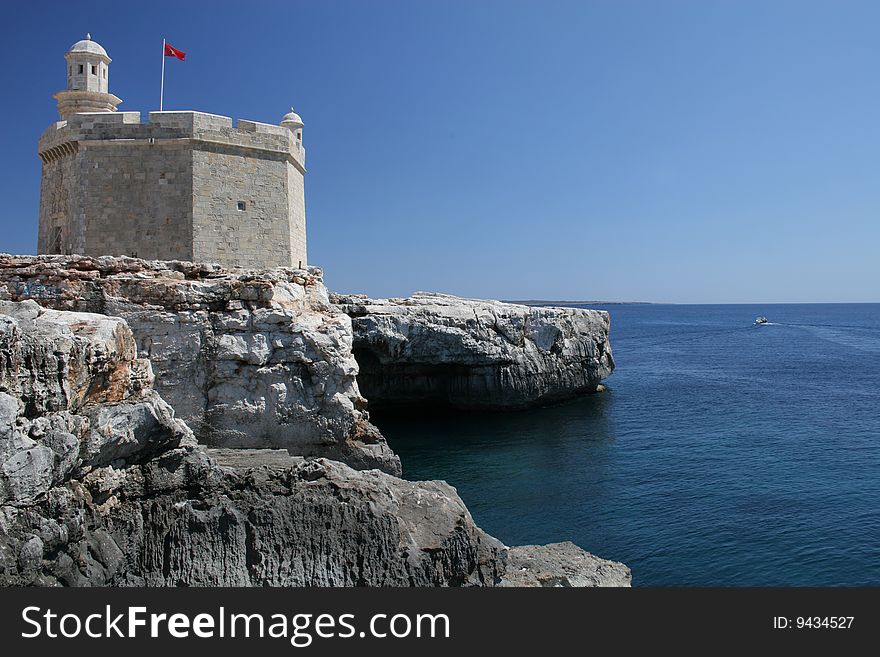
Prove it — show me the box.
[280,108,304,143]
[53,34,122,119]
[38,37,307,269]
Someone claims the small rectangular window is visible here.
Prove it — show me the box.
[91,65,96,75]
[237,201,247,211]
[78,64,83,74]
[103,68,106,78]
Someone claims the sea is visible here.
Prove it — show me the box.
[372,303,880,586]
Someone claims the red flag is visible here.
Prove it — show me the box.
[164,43,186,61]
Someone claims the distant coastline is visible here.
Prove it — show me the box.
[505,300,654,307]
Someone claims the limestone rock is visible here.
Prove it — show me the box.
[0,300,150,414]
[332,292,614,409]
[501,542,632,587]
[0,446,504,586]
[0,295,630,587]
[0,302,500,585]
[0,301,192,505]
[0,254,399,475]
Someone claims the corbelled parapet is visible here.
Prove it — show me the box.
[38,111,305,170]
[0,254,399,475]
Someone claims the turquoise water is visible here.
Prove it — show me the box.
[373,304,880,586]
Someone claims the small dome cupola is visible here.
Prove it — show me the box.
[68,33,109,57]
[66,33,111,93]
[281,107,304,142]
[54,33,122,119]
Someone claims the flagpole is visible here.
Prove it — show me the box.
[160,38,166,111]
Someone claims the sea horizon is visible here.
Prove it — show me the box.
[379,301,880,586]
[509,300,880,307]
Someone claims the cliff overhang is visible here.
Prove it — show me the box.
[332,292,614,410]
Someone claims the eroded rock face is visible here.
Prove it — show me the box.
[0,254,399,475]
[0,268,632,587]
[0,300,193,506]
[0,299,630,587]
[0,301,501,585]
[332,292,614,409]
[0,447,505,587]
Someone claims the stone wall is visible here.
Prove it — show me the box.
[191,145,294,267]
[37,142,80,256]
[82,141,193,260]
[37,111,306,269]
[287,159,308,268]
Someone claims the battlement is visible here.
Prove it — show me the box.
[38,110,305,170]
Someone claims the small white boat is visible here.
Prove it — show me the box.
[755,316,768,325]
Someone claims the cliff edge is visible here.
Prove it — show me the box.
[0,299,630,586]
[332,292,614,409]
[0,254,399,475]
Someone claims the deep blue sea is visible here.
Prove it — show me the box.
[374,304,880,586]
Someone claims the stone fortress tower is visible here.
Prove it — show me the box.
[38,35,307,268]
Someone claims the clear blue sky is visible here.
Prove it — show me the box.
[2,0,878,303]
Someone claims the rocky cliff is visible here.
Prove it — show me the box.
[0,300,194,506]
[0,254,399,475]
[332,292,614,409]
[0,300,630,586]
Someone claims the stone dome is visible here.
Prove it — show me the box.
[281,108,304,128]
[68,34,108,57]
